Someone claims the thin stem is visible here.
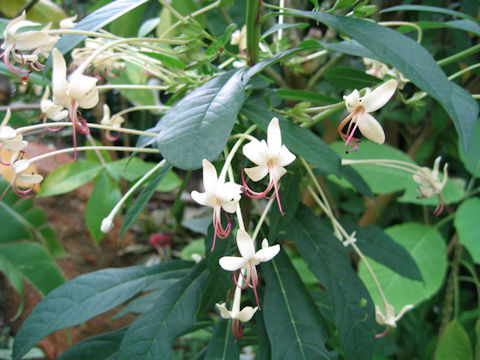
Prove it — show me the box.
[29,146,160,163]
[304,101,344,113]
[277,0,285,40]
[86,134,107,168]
[306,53,343,90]
[46,29,119,39]
[378,21,423,43]
[97,85,170,91]
[246,0,262,65]
[112,105,169,119]
[251,198,275,244]
[437,43,480,67]
[17,122,157,137]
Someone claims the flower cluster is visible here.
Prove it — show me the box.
[191,117,292,339]
[413,156,448,215]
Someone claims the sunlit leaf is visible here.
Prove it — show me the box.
[435,319,473,360]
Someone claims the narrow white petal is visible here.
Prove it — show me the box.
[12,31,49,51]
[270,165,287,181]
[217,182,242,202]
[267,118,282,155]
[243,140,269,166]
[361,79,397,113]
[202,159,218,195]
[5,139,27,151]
[52,49,68,106]
[343,89,360,112]
[0,126,17,140]
[191,191,213,208]
[236,229,256,260]
[222,199,239,213]
[394,304,414,322]
[245,165,269,182]
[215,303,232,319]
[12,159,30,174]
[18,174,43,185]
[357,113,385,144]
[277,145,296,167]
[255,244,280,263]
[236,306,258,322]
[219,256,246,271]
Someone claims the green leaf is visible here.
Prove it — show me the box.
[155,69,245,170]
[261,23,309,39]
[58,327,128,360]
[0,200,33,243]
[335,165,374,198]
[0,62,49,85]
[38,161,102,197]
[459,121,480,178]
[358,223,447,310]
[301,39,376,59]
[275,89,339,104]
[0,242,65,295]
[12,261,192,360]
[116,261,209,360]
[435,319,473,360]
[241,98,341,176]
[475,318,480,360]
[342,222,422,281]
[204,319,239,360]
[324,66,382,89]
[86,172,122,243]
[380,5,478,23]
[120,161,172,238]
[455,198,480,265]
[50,0,149,63]
[0,251,24,306]
[330,141,413,194]
[285,205,376,360]
[262,250,331,360]
[286,10,478,153]
[398,20,480,37]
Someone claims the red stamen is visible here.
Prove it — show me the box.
[106,131,121,142]
[375,326,390,338]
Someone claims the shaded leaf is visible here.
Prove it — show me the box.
[285,205,376,360]
[380,5,478,22]
[13,261,192,360]
[116,261,209,360]
[204,319,239,360]
[275,89,339,104]
[435,319,473,360]
[156,70,245,170]
[324,66,382,89]
[455,198,480,265]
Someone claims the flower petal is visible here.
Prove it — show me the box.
[221,199,239,213]
[18,174,43,185]
[236,229,256,260]
[219,256,246,271]
[255,244,280,263]
[215,303,232,319]
[69,72,99,109]
[277,145,296,167]
[357,113,385,144]
[52,49,68,106]
[236,306,258,322]
[191,190,213,208]
[361,79,397,113]
[245,165,269,182]
[267,117,282,155]
[202,159,218,195]
[343,89,360,112]
[243,139,269,166]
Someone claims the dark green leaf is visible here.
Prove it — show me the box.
[0,200,32,243]
[459,119,480,178]
[380,5,478,22]
[204,319,239,360]
[12,261,192,360]
[275,89,339,104]
[300,39,376,59]
[116,261,209,360]
[244,48,302,82]
[262,23,309,38]
[397,20,480,37]
[50,0,149,62]
[58,327,128,360]
[287,10,479,153]
[86,172,122,243]
[155,70,245,170]
[336,165,374,198]
[120,161,172,238]
[285,205,376,360]
[241,98,341,176]
[324,66,382,89]
[263,250,331,360]
[342,221,423,281]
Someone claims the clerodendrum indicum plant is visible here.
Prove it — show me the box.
[2,0,479,359]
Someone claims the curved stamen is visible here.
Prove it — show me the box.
[270,170,284,216]
[232,271,250,290]
[211,208,232,251]
[375,326,390,339]
[241,169,274,199]
[106,130,121,141]
[249,262,261,310]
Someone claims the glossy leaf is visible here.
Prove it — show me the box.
[51,0,149,59]
[285,205,376,360]
[120,161,172,238]
[58,327,128,360]
[116,261,209,360]
[342,221,422,281]
[86,172,122,243]
[435,319,473,360]
[324,66,382,89]
[204,319,239,360]
[156,70,245,170]
[241,99,341,176]
[262,250,331,360]
[286,10,478,153]
[38,161,102,197]
[455,198,480,265]
[358,223,447,310]
[12,261,193,360]
[0,242,65,295]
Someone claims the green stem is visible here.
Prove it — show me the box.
[246,0,262,66]
[18,122,157,137]
[437,43,480,67]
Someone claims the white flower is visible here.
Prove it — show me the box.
[191,159,242,251]
[363,58,389,79]
[242,117,295,214]
[101,104,124,128]
[41,86,68,121]
[1,12,49,51]
[413,156,448,215]
[219,229,280,307]
[375,303,413,329]
[0,109,27,153]
[52,48,99,110]
[60,15,77,30]
[12,158,43,185]
[339,79,397,152]
[231,26,247,53]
